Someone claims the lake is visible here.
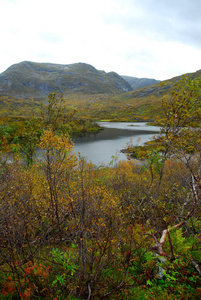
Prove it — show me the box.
[73,122,161,166]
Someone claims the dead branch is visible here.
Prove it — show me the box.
[191,260,201,276]
[151,174,200,257]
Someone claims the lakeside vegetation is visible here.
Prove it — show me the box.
[0,93,102,166]
[125,76,201,159]
[0,76,201,299]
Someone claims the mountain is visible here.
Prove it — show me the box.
[121,75,160,90]
[1,60,200,122]
[62,69,201,122]
[0,61,133,98]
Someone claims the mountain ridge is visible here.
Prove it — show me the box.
[0,61,200,121]
[121,75,160,90]
[0,61,133,98]
[0,61,164,99]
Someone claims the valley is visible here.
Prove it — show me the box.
[0,62,201,299]
[0,61,200,123]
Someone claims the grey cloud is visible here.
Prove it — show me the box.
[135,0,201,22]
[105,0,201,47]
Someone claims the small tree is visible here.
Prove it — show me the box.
[150,76,201,257]
[161,75,201,156]
[19,117,42,166]
[41,92,76,136]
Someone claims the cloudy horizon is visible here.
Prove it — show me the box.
[1,0,201,80]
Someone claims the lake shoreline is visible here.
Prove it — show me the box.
[73,122,160,165]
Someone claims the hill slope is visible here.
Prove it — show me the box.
[0,61,200,122]
[63,69,201,122]
[0,61,133,98]
[121,75,160,90]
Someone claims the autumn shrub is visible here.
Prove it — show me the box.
[0,115,201,298]
[0,155,200,299]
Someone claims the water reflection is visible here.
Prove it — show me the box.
[73,122,161,166]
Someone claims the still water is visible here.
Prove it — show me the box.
[73,122,161,166]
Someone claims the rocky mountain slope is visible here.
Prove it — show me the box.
[0,61,133,98]
[121,75,160,90]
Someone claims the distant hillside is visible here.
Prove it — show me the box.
[62,69,201,122]
[0,61,133,98]
[0,61,200,122]
[121,75,160,90]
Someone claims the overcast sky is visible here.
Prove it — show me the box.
[0,0,201,80]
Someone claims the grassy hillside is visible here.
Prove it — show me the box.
[62,69,201,122]
[0,64,200,121]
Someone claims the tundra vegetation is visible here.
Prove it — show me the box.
[0,77,201,299]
